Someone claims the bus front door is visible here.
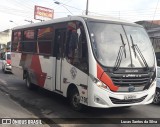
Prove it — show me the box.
[54,29,66,92]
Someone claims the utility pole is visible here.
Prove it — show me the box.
[86,0,89,15]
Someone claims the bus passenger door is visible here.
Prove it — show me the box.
[54,29,66,92]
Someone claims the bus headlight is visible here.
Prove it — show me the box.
[96,80,108,89]
[90,74,110,90]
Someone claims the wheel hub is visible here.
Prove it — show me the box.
[153,91,160,104]
[73,94,80,107]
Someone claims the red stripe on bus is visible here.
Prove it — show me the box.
[97,64,119,91]
[30,55,46,87]
[97,64,103,79]
[100,72,119,91]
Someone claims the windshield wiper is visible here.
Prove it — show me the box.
[114,34,126,71]
[130,35,137,57]
[130,35,149,70]
[120,34,126,58]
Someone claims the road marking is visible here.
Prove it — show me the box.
[0,79,7,85]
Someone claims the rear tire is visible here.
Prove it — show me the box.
[153,89,160,104]
[69,88,83,111]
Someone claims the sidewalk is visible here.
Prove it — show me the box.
[0,90,50,127]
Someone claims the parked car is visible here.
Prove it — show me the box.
[2,52,12,73]
[153,66,160,104]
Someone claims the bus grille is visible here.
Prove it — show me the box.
[109,95,147,104]
[111,74,150,87]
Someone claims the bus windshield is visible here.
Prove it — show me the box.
[88,22,155,68]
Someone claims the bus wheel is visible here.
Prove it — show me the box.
[69,89,83,111]
[25,73,36,90]
[153,89,160,104]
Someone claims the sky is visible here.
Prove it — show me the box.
[0,0,160,32]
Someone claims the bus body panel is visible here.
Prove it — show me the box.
[11,52,89,105]
[39,55,56,91]
[61,59,88,105]
[11,52,23,79]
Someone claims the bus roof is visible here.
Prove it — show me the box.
[12,15,141,30]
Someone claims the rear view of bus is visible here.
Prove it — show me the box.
[86,17,156,108]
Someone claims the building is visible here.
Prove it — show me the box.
[0,29,12,44]
[0,29,12,58]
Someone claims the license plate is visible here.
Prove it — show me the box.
[124,95,136,100]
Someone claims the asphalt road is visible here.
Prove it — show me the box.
[0,61,160,127]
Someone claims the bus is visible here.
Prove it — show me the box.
[11,15,157,111]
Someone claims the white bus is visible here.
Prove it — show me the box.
[11,16,157,111]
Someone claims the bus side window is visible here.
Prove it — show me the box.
[54,29,66,59]
[77,22,88,73]
[56,34,61,59]
[66,21,88,74]
[65,22,78,64]
[77,22,87,58]
[23,29,36,53]
[12,31,22,52]
[37,27,53,55]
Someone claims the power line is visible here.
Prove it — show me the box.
[2,0,160,18]
[2,0,160,23]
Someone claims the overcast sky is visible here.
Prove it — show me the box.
[0,0,160,32]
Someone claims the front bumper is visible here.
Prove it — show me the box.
[88,80,156,108]
[5,65,12,72]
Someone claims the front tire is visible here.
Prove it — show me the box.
[153,89,160,104]
[69,89,83,111]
